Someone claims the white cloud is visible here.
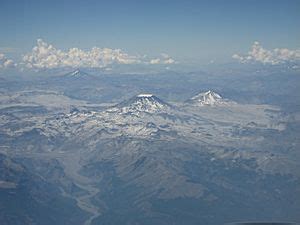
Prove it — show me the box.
[164,58,175,64]
[161,53,170,59]
[0,53,15,68]
[150,58,161,64]
[232,41,300,65]
[149,53,176,65]
[23,39,176,69]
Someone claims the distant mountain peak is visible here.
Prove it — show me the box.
[187,90,228,106]
[112,93,171,114]
[71,69,81,76]
[65,69,89,77]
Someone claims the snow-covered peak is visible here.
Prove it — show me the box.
[111,94,171,114]
[71,69,81,76]
[188,90,226,106]
[137,94,153,98]
[65,69,88,77]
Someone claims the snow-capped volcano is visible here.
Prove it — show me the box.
[53,69,99,83]
[111,93,172,114]
[70,69,82,76]
[186,90,228,106]
[64,69,89,78]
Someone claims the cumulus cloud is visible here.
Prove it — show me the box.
[150,58,161,64]
[232,41,300,65]
[149,53,176,65]
[0,53,15,68]
[23,39,176,69]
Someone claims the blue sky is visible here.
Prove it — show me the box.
[0,0,300,68]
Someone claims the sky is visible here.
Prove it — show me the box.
[0,0,300,70]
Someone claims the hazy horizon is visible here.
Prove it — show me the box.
[0,1,299,225]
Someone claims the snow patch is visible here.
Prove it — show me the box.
[71,70,81,76]
[137,94,153,97]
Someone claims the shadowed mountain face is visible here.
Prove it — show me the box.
[0,69,300,225]
[0,153,88,225]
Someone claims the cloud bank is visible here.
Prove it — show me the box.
[150,53,175,65]
[232,41,300,65]
[0,53,15,68]
[22,39,176,69]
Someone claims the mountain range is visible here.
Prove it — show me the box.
[0,69,299,225]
